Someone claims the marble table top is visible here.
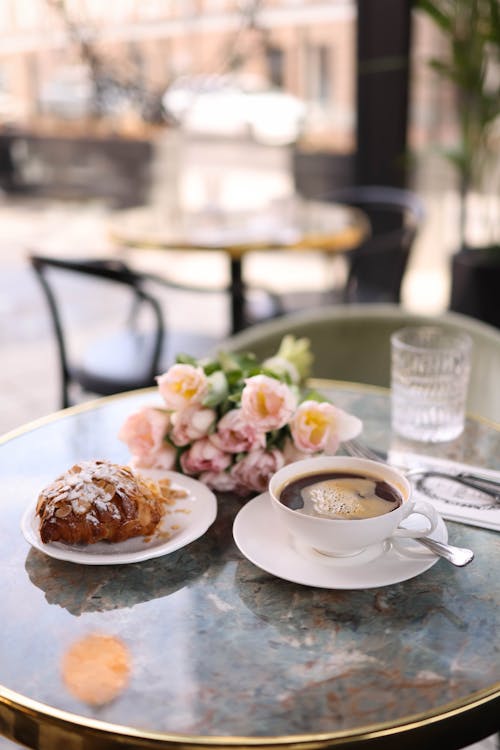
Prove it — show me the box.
[0,381,499,749]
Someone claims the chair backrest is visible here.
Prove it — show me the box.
[30,255,165,408]
[318,186,425,303]
[218,304,500,425]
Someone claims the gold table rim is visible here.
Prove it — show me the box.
[107,203,371,260]
[0,680,499,749]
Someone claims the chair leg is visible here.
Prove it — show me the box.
[61,373,71,410]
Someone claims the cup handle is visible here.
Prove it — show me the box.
[392,499,439,539]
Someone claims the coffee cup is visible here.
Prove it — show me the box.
[268,456,438,558]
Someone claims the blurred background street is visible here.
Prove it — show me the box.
[3,0,491,437]
[0,0,496,426]
[0,132,459,435]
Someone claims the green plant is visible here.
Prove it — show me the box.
[417,0,500,246]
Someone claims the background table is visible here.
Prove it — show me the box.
[108,198,369,333]
[0,381,499,750]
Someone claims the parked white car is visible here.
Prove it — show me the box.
[162,75,306,146]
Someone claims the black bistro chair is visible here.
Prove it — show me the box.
[255,185,425,316]
[332,185,425,304]
[30,255,221,409]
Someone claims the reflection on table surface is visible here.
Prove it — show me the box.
[108,195,370,256]
[0,381,499,750]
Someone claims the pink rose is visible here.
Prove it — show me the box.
[290,400,362,455]
[210,408,266,453]
[156,364,208,410]
[241,374,297,431]
[131,447,176,471]
[118,407,175,469]
[199,470,240,494]
[170,405,216,447]
[231,448,285,494]
[282,437,310,465]
[180,438,232,476]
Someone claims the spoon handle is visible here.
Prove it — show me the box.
[416,537,474,567]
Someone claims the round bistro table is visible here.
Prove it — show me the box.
[0,381,499,750]
[108,199,369,334]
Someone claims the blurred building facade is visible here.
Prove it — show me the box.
[0,1,354,147]
[0,0,458,156]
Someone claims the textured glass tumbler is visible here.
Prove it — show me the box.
[391,326,472,443]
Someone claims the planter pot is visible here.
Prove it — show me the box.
[450,246,500,329]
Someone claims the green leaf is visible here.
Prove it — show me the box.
[272,335,314,383]
[300,389,331,404]
[260,366,291,383]
[226,369,244,387]
[203,360,222,376]
[202,370,229,408]
[237,352,259,370]
[265,426,289,450]
[416,0,452,31]
[216,350,258,375]
[174,445,189,472]
[175,353,198,365]
[488,0,500,45]
[428,58,456,81]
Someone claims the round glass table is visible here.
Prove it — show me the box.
[0,381,499,750]
[108,198,370,334]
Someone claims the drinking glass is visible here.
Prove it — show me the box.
[391,326,472,442]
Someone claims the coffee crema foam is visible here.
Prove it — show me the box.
[304,478,396,519]
[278,471,402,520]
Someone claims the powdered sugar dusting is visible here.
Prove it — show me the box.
[38,460,138,523]
[36,459,188,545]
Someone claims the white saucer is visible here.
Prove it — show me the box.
[233,493,448,589]
[21,470,217,566]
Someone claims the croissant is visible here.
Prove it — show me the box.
[36,459,168,545]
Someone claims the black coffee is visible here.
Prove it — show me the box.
[278,471,403,520]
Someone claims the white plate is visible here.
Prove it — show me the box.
[21,470,217,565]
[233,493,448,589]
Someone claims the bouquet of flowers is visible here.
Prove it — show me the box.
[118,336,362,496]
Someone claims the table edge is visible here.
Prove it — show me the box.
[1,381,499,748]
[0,681,499,749]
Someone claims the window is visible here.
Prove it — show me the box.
[307,43,331,106]
[266,45,284,88]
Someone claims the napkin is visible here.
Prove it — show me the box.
[389,451,500,532]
